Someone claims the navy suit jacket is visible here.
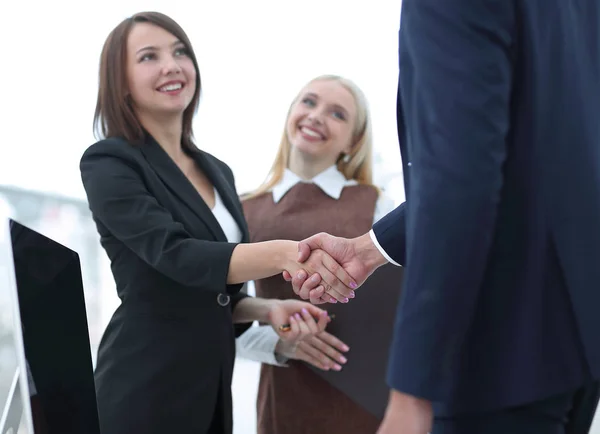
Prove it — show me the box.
[373,0,600,413]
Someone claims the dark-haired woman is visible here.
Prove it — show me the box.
[81,11,357,434]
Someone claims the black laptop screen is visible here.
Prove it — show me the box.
[9,219,100,434]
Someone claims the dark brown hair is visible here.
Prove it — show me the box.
[93,11,201,150]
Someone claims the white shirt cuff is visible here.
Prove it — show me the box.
[235,325,288,367]
[369,229,401,267]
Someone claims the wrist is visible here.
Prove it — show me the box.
[275,339,286,355]
[385,389,433,430]
[234,297,277,324]
[354,233,388,271]
[257,298,280,323]
[273,240,299,273]
[275,338,295,360]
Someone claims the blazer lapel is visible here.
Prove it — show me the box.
[192,149,250,243]
[140,136,227,241]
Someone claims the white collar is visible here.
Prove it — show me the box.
[272,166,357,203]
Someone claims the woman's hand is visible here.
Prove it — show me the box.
[267,299,330,346]
[275,330,350,371]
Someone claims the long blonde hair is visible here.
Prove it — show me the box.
[247,75,375,199]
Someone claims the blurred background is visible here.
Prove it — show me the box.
[2,1,597,433]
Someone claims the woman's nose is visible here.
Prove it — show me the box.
[307,112,324,125]
[161,56,182,75]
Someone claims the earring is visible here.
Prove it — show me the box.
[343,154,351,163]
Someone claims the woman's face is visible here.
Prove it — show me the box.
[126,22,196,119]
[286,79,358,165]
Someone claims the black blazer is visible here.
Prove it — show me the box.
[374,0,600,414]
[80,135,251,434]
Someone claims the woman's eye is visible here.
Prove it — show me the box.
[139,53,155,62]
[302,98,316,107]
[332,111,346,121]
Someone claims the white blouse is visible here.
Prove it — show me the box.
[211,187,242,244]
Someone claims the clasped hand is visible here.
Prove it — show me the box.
[284,233,376,304]
[283,239,360,303]
[266,300,350,372]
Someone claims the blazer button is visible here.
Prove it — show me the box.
[217,293,231,307]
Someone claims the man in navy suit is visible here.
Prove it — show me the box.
[289,0,600,432]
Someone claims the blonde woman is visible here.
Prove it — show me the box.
[238,75,403,434]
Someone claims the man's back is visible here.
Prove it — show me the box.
[386,0,600,414]
[517,1,600,382]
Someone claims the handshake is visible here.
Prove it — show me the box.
[282,231,388,304]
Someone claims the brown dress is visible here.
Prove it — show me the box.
[243,183,404,434]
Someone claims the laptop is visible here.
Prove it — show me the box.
[0,218,100,434]
[0,218,33,434]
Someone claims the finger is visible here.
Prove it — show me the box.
[295,346,330,371]
[298,273,322,300]
[297,342,332,370]
[297,233,329,263]
[316,287,338,304]
[297,242,311,263]
[291,270,309,297]
[296,304,330,329]
[309,286,336,304]
[309,286,328,306]
[300,340,342,371]
[299,233,328,254]
[308,285,336,304]
[318,267,351,303]
[299,273,322,291]
[308,286,327,304]
[312,334,348,365]
[317,331,350,353]
[320,254,358,299]
[314,310,329,332]
[294,313,311,338]
[281,315,300,342]
[325,294,338,304]
[299,308,321,335]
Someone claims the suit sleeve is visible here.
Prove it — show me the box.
[231,283,252,337]
[372,202,406,266]
[80,141,239,294]
[387,0,515,400]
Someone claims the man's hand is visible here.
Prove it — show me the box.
[283,232,388,303]
[377,390,433,434]
[275,330,350,371]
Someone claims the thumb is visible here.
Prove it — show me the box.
[297,243,311,263]
[297,233,327,263]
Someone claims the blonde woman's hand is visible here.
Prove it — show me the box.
[267,299,330,345]
[275,330,350,372]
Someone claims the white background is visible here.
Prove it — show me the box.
[0,0,405,203]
